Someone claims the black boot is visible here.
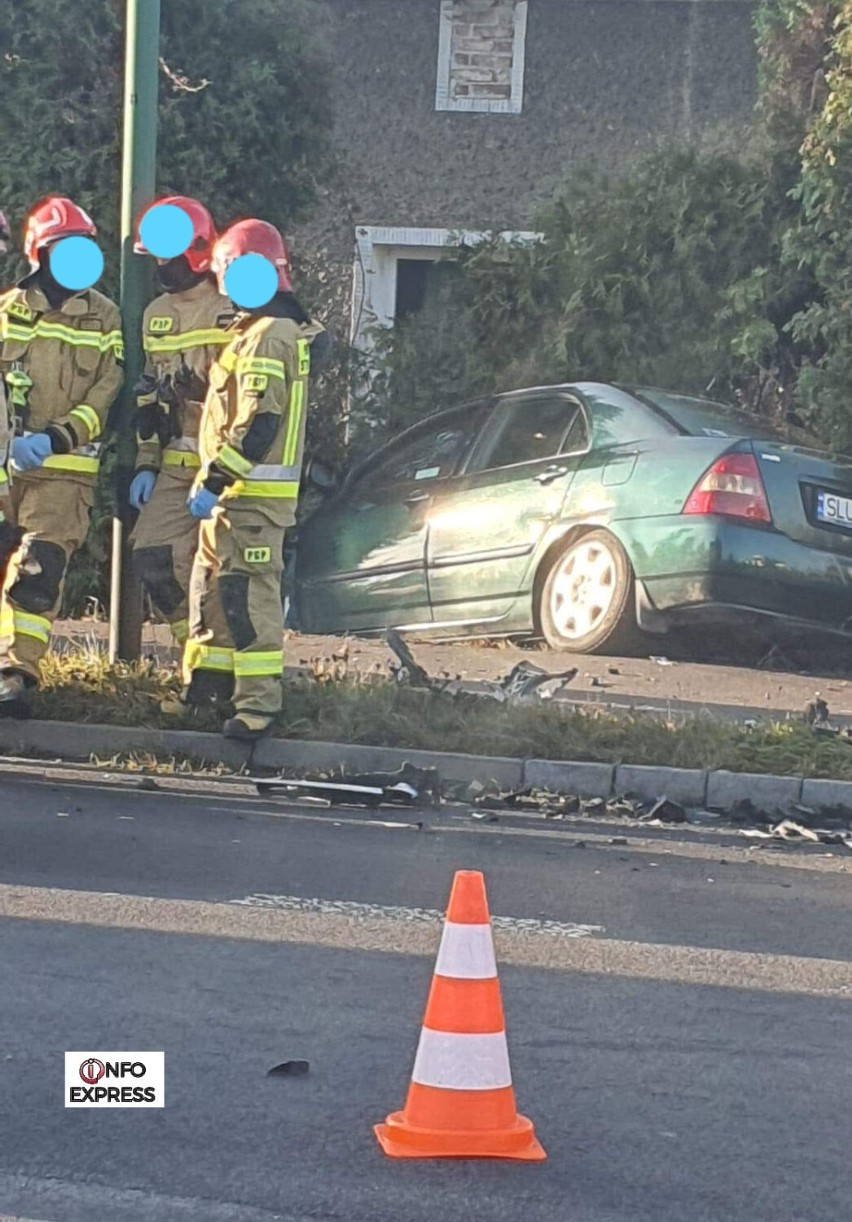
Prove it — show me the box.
[160,671,234,716]
[222,712,274,742]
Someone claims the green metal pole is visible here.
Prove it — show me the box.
[109,0,161,662]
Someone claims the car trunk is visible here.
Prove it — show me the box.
[752,441,852,555]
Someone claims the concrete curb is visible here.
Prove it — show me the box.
[0,718,850,815]
[0,719,523,789]
[705,770,802,814]
[524,759,614,798]
[614,764,707,807]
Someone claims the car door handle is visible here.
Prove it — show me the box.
[534,465,569,485]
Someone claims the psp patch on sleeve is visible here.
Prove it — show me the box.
[6,301,34,323]
[242,373,268,397]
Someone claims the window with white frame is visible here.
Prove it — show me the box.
[350,226,539,355]
[436,0,528,115]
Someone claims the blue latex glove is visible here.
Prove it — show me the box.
[129,470,157,510]
[11,433,52,471]
[187,487,219,520]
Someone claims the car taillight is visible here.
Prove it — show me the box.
[683,452,771,524]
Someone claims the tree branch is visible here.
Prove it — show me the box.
[159,58,210,94]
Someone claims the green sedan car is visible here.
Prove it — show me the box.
[293,383,852,652]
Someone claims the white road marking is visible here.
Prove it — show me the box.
[1,883,851,999]
[229,892,605,939]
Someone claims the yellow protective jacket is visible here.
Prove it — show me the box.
[0,369,11,501]
[198,312,325,526]
[0,282,124,482]
[137,278,234,474]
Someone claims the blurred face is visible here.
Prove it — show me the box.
[41,236,104,292]
[156,254,199,293]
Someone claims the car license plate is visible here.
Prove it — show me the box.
[816,490,852,529]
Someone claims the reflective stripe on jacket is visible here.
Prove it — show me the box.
[136,278,234,472]
[199,315,324,514]
[0,282,123,480]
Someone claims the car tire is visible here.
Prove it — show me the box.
[538,529,640,654]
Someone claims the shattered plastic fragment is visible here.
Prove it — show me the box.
[267,1060,310,1078]
[385,628,576,704]
[643,796,687,825]
[771,819,820,842]
[253,760,439,808]
[818,831,852,848]
[607,797,639,817]
[583,797,606,814]
[740,820,822,844]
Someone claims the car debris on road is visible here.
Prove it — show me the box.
[642,796,688,825]
[740,818,852,849]
[250,750,852,849]
[386,628,577,704]
[267,1060,310,1078]
[253,761,440,808]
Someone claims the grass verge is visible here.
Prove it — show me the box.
[28,650,852,781]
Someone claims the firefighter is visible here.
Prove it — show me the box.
[182,219,325,740]
[0,211,12,508]
[130,196,234,658]
[0,210,13,508]
[0,209,22,575]
[0,334,23,591]
[0,196,123,714]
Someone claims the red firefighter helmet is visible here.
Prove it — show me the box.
[134,195,218,274]
[212,219,292,293]
[23,196,97,268]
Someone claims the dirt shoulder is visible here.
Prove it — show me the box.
[52,621,850,722]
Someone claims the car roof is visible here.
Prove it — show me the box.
[497,381,619,400]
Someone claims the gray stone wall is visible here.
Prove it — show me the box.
[293,0,759,346]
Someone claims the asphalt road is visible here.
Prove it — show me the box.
[1,771,851,1221]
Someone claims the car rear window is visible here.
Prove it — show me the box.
[629,388,818,445]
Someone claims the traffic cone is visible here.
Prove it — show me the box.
[375,869,546,1161]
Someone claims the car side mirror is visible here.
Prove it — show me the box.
[306,458,339,495]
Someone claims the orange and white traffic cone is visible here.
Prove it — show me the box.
[375,869,546,1161]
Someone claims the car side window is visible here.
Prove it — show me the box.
[350,406,488,493]
[560,407,589,454]
[467,396,584,473]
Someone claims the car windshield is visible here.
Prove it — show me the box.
[629,387,821,447]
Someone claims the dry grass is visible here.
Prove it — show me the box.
[30,647,852,780]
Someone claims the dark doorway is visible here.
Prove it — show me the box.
[395,259,435,321]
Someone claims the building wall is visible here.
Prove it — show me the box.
[294,0,759,415]
[302,0,757,242]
